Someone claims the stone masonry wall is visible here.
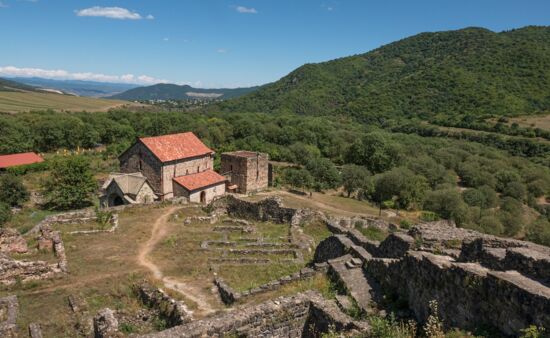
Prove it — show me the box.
[119,142,163,195]
[366,251,550,335]
[211,195,298,224]
[221,152,269,194]
[138,291,365,338]
[314,221,550,336]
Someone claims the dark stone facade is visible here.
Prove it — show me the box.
[119,142,163,195]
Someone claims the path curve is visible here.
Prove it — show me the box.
[137,206,216,315]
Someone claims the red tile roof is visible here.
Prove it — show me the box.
[0,152,44,169]
[173,170,226,192]
[140,132,214,163]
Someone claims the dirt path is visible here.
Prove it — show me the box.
[256,190,376,217]
[137,206,216,315]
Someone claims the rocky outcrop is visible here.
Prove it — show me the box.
[0,228,28,254]
[138,291,367,338]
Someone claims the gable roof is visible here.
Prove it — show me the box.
[0,152,44,169]
[103,173,149,196]
[173,170,226,192]
[139,132,213,163]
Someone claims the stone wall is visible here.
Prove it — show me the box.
[221,151,269,194]
[314,221,550,336]
[366,251,550,335]
[119,142,163,196]
[134,282,192,327]
[162,155,214,200]
[138,291,366,338]
[214,265,326,305]
[0,228,28,254]
[210,195,298,224]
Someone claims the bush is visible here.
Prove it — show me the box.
[0,174,29,207]
[0,202,12,226]
[42,155,97,210]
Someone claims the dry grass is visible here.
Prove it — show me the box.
[0,91,130,113]
[0,204,172,336]
[506,114,550,131]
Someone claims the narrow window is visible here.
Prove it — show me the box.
[139,160,143,171]
[186,169,189,175]
[197,166,200,173]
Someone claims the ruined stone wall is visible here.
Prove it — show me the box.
[138,291,365,338]
[366,251,550,335]
[211,195,297,224]
[119,142,163,195]
[221,152,269,194]
[314,221,550,336]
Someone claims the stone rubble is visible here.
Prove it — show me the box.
[0,228,28,254]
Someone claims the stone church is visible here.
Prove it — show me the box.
[118,132,226,203]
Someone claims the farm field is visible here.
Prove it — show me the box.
[0,91,131,113]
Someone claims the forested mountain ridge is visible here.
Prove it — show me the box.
[110,83,259,100]
[217,26,550,120]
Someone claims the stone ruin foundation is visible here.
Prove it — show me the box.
[138,291,366,338]
[315,218,550,336]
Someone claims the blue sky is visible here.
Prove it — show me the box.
[1,0,549,88]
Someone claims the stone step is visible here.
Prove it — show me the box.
[329,256,375,313]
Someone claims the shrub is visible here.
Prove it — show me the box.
[42,155,96,210]
[0,174,29,207]
[0,202,12,226]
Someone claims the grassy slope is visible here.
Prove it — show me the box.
[218,26,550,119]
[0,91,129,113]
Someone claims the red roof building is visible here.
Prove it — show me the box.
[173,170,226,192]
[139,132,214,163]
[0,152,44,169]
[119,132,225,203]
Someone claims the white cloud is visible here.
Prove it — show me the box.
[163,37,169,42]
[236,6,257,14]
[216,48,228,53]
[0,66,169,85]
[75,6,153,20]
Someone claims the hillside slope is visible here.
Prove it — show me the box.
[110,83,259,100]
[0,77,39,92]
[218,26,550,119]
[12,77,139,97]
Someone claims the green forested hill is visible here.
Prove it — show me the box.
[218,26,550,120]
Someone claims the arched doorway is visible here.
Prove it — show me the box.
[200,191,206,204]
[108,193,125,207]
